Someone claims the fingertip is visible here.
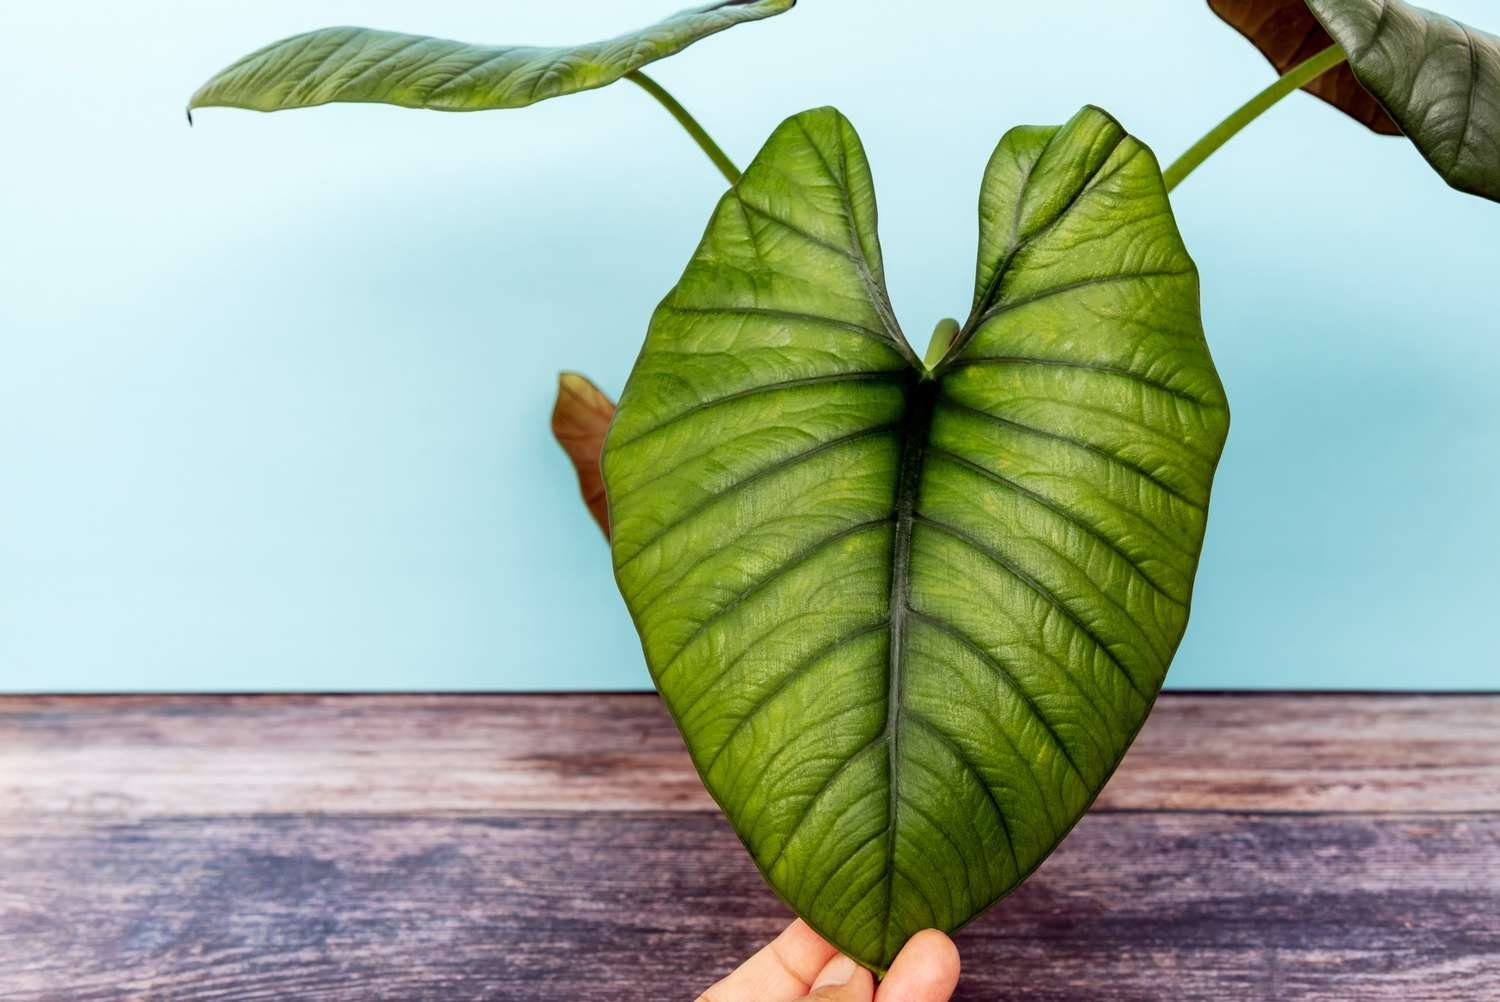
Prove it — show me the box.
[809,953,875,1000]
[771,918,841,984]
[779,917,838,954]
[878,930,959,1000]
[910,929,960,976]
[783,918,824,946]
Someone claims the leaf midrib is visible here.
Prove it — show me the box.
[879,376,937,960]
[870,126,1133,956]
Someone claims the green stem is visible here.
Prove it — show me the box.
[625,70,741,186]
[1164,44,1347,193]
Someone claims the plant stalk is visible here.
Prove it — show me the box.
[1164,44,1347,193]
[625,71,741,186]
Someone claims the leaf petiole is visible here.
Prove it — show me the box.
[625,70,742,185]
[1164,43,1347,193]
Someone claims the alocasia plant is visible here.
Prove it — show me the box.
[189,0,1499,976]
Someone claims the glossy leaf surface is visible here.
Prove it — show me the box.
[189,0,792,115]
[603,106,1230,971]
[552,373,616,537]
[1208,0,1399,132]
[1211,0,1500,202]
[1305,0,1500,202]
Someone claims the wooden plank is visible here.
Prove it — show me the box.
[2,693,1496,818]
[2,693,1497,999]
[0,693,713,818]
[1,811,1495,1001]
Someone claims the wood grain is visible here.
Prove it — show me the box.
[1,693,1497,1000]
[3,694,1496,817]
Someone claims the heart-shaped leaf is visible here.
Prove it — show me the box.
[603,105,1230,971]
[188,0,793,116]
[552,372,616,537]
[1212,0,1500,203]
[1208,0,1399,133]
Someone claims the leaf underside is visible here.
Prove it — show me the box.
[1211,0,1500,203]
[552,373,617,537]
[602,106,1230,971]
[1208,0,1399,133]
[188,0,793,115]
[1303,0,1500,202]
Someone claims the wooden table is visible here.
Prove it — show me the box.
[1,693,1496,1000]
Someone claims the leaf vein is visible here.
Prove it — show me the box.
[702,631,887,783]
[609,368,903,452]
[905,710,1021,884]
[938,394,1205,515]
[928,436,1189,610]
[903,608,1092,790]
[971,268,1196,330]
[913,512,1152,706]
[761,736,885,876]
[615,424,898,570]
[945,355,1216,408]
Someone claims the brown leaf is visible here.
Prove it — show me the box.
[551,372,616,537]
[1208,0,1399,134]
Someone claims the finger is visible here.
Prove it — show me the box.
[875,930,961,1002]
[697,920,839,1002]
[801,953,875,1001]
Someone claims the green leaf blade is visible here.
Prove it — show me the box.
[188,0,794,115]
[1304,0,1500,202]
[604,106,1229,972]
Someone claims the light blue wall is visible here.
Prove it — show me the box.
[2,1,1496,691]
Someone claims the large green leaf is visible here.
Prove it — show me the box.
[188,0,793,116]
[603,106,1230,971]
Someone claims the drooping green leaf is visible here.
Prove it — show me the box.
[1305,0,1500,201]
[1208,0,1399,133]
[188,0,793,116]
[552,372,616,538]
[1210,0,1500,202]
[603,106,1230,971]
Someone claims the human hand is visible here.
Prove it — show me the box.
[697,920,960,1001]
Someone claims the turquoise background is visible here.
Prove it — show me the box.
[2,1,1496,691]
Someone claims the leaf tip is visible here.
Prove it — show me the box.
[554,372,599,414]
[185,85,216,120]
[1075,103,1124,134]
